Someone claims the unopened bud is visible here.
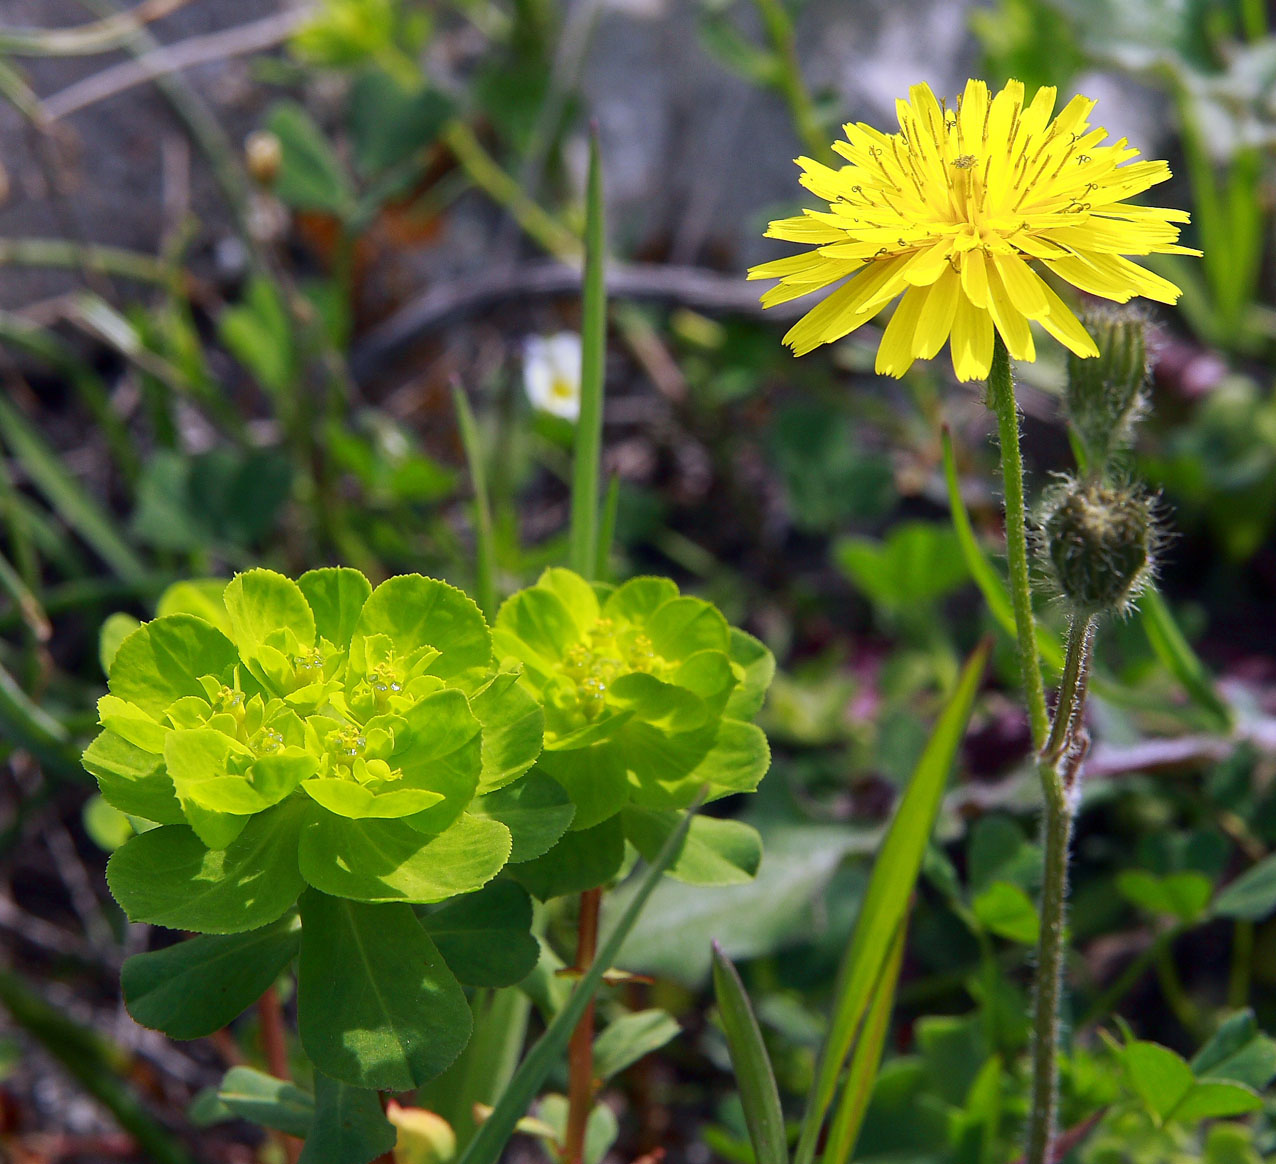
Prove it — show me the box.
[1041,479,1155,615]
[245,130,283,186]
[386,1102,455,1164]
[1065,307,1148,473]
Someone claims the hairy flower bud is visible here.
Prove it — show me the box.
[1064,307,1149,473]
[1040,479,1155,615]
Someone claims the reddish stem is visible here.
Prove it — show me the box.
[564,887,602,1164]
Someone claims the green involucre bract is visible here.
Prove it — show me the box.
[86,567,544,928]
[492,569,775,831]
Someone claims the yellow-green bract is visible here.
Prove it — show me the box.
[493,568,775,831]
[84,567,545,932]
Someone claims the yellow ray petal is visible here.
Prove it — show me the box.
[949,295,995,381]
[914,266,961,358]
[990,252,1051,318]
[781,256,911,355]
[875,283,930,377]
[1035,281,1100,358]
[960,247,989,308]
[986,259,1036,361]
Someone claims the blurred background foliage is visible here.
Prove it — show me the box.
[0,0,1274,1160]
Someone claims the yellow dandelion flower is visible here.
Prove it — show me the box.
[749,79,1201,381]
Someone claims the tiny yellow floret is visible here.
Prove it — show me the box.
[749,79,1201,381]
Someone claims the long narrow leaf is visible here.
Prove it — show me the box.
[1140,588,1232,731]
[941,428,1064,673]
[457,797,703,1164]
[794,641,989,1164]
[452,385,498,620]
[568,128,607,581]
[712,942,788,1164]
[0,393,145,581]
[820,918,907,1164]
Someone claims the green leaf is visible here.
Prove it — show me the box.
[1117,869,1213,924]
[724,629,775,720]
[218,277,295,397]
[224,569,316,679]
[351,574,492,684]
[1213,853,1276,921]
[794,641,988,1164]
[420,881,538,988]
[108,615,238,717]
[835,521,970,613]
[1190,1009,1276,1091]
[156,579,231,636]
[967,814,1037,895]
[621,719,771,812]
[593,1009,681,1083]
[1170,1080,1262,1124]
[217,1066,314,1137]
[472,770,575,863]
[622,808,761,886]
[614,823,865,988]
[83,730,184,824]
[298,811,511,904]
[530,1095,617,1164]
[971,881,1041,945]
[1123,1040,1195,1122]
[298,891,471,1090]
[392,688,483,832]
[456,797,701,1164]
[349,71,452,176]
[712,945,788,1164]
[123,915,300,1039]
[602,577,679,627]
[510,813,625,901]
[107,798,307,933]
[299,1071,395,1164]
[82,795,133,852]
[297,567,372,650]
[537,744,630,831]
[267,101,356,218]
[100,613,141,676]
[492,588,576,678]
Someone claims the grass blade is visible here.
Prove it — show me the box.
[452,384,498,620]
[712,942,788,1164]
[1140,588,1232,731]
[457,796,703,1164]
[568,127,606,581]
[941,428,1063,673]
[820,918,907,1164]
[794,640,989,1164]
[0,393,145,581]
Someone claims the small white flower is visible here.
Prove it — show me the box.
[523,332,582,421]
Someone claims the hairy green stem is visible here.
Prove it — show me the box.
[1024,616,1093,1164]
[987,338,1049,751]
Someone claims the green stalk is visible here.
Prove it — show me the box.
[986,337,1049,750]
[562,128,607,1164]
[1024,616,1093,1164]
[452,385,498,620]
[568,130,607,582]
[751,0,826,159]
